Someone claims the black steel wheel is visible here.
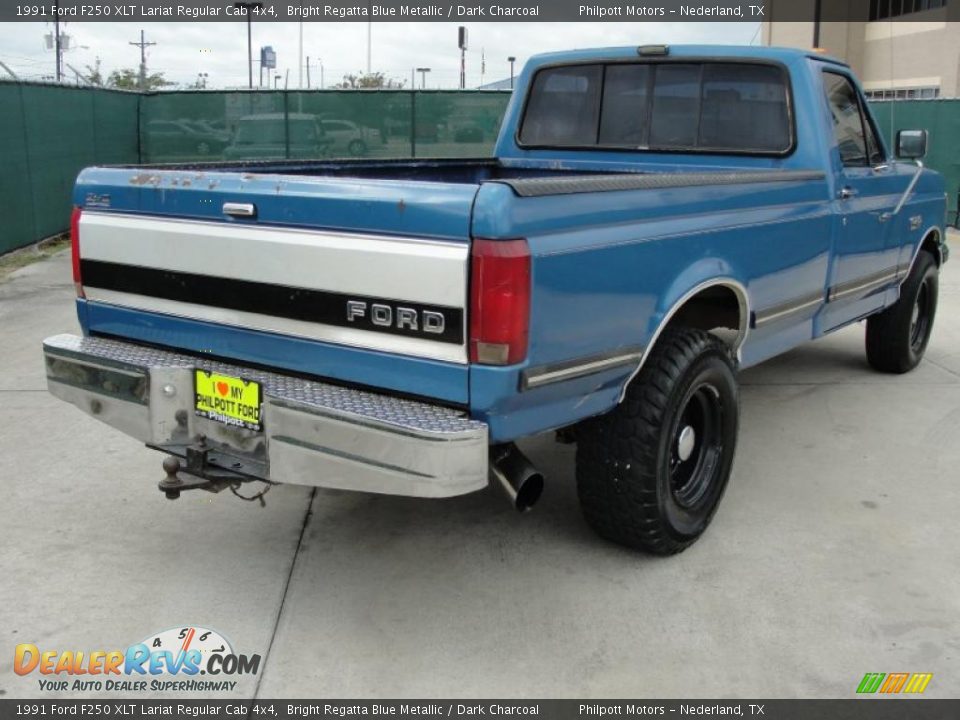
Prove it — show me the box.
[576,327,739,555]
[866,250,938,373]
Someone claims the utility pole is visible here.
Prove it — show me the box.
[416,67,431,90]
[129,29,155,91]
[234,1,263,89]
[508,56,516,89]
[298,21,303,88]
[306,55,311,89]
[366,0,372,74]
[53,0,62,82]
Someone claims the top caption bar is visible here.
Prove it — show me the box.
[3,0,957,23]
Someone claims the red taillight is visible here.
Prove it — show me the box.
[70,206,84,298]
[469,238,530,365]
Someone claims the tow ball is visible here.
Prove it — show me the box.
[156,437,273,505]
[158,455,230,500]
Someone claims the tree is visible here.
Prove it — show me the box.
[85,58,104,87]
[107,68,173,91]
[335,72,406,90]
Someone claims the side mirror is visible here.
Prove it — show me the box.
[896,129,928,160]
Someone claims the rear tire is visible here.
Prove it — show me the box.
[576,328,739,555]
[865,250,938,373]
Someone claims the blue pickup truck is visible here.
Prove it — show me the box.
[44,45,949,554]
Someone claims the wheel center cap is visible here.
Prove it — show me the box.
[677,425,696,462]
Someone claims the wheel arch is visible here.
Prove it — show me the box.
[616,277,750,404]
[898,226,944,294]
[918,226,944,267]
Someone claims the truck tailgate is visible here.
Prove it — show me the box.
[73,167,478,403]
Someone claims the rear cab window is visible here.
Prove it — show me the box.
[518,60,793,155]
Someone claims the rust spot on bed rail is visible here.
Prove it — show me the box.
[128,173,162,186]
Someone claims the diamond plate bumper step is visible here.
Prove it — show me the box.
[43,334,489,498]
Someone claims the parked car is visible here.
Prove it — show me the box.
[49,46,948,554]
[143,119,229,159]
[223,113,333,160]
[319,119,377,157]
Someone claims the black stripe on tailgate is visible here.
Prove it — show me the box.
[80,259,464,345]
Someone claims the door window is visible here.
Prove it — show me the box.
[823,72,884,166]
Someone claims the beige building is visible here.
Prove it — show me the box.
[763,0,960,98]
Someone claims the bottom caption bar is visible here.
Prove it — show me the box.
[1,701,959,720]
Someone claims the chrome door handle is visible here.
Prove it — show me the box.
[838,187,858,200]
[223,202,256,218]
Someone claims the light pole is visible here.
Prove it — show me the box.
[507,56,516,89]
[298,21,303,88]
[233,1,263,89]
[416,67,431,90]
[366,0,372,74]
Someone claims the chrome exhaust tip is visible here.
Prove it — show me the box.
[490,444,544,512]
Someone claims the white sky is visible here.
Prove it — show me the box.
[0,21,760,88]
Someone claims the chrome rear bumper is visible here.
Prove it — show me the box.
[42,334,488,498]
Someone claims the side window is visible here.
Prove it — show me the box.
[823,72,870,167]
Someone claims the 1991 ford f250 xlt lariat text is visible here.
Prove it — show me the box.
[44,45,949,554]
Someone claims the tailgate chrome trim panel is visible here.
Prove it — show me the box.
[77,211,469,363]
[83,290,467,364]
[43,334,488,498]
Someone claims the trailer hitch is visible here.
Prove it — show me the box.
[158,455,232,500]
[153,437,273,504]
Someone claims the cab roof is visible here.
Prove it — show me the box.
[525,44,848,68]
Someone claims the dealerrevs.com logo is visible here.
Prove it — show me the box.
[14,626,261,693]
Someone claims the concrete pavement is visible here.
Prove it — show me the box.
[1,237,958,699]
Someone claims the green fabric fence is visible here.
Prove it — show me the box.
[137,89,511,163]
[2,83,958,256]
[870,99,960,222]
[0,83,140,254]
[0,83,512,254]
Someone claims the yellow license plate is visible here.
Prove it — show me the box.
[194,370,262,431]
